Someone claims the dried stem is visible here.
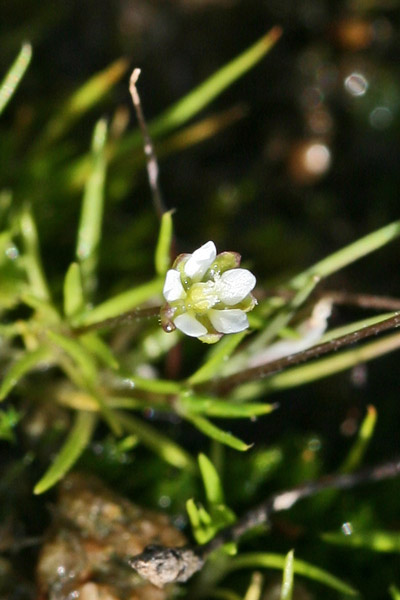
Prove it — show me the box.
[72,286,400,341]
[127,457,400,587]
[129,68,166,218]
[262,288,400,313]
[210,311,400,395]
[321,290,400,311]
[72,306,161,336]
[73,296,400,379]
[202,457,400,554]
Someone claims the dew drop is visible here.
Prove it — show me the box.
[122,378,135,389]
[159,495,171,508]
[344,72,368,97]
[5,245,19,260]
[341,522,353,536]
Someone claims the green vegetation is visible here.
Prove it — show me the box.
[1,13,400,599]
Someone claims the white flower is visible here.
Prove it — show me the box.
[161,241,257,344]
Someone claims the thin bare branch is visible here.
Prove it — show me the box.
[72,306,161,336]
[260,288,400,313]
[127,457,400,587]
[203,457,400,554]
[129,68,166,218]
[210,311,400,395]
[322,291,400,311]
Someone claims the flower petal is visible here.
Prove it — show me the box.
[208,308,249,334]
[184,241,216,280]
[216,268,256,305]
[174,313,208,337]
[163,269,186,302]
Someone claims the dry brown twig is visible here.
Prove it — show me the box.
[129,68,166,219]
[127,457,400,587]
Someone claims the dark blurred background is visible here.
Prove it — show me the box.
[1,0,399,275]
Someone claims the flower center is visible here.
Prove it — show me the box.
[186,281,220,314]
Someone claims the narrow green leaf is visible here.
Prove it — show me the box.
[188,332,247,385]
[74,278,163,326]
[198,503,213,524]
[155,210,174,276]
[199,453,225,506]
[187,498,234,546]
[180,395,276,418]
[67,105,243,194]
[76,119,108,296]
[0,346,52,401]
[266,330,400,392]
[250,276,318,354]
[34,411,96,494]
[233,330,400,401]
[70,26,274,177]
[187,500,214,544]
[0,231,25,309]
[0,407,21,442]
[322,530,400,553]
[116,435,139,452]
[90,389,122,437]
[0,323,23,339]
[184,413,251,451]
[81,333,119,370]
[47,330,97,385]
[291,219,400,291]
[187,499,215,544]
[320,312,398,344]
[340,405,377,474]
[147,28,282,140]
[21,293,60,322]
[55,29,281,194]
[227,277,317,378]
[120,375,182,395]
[63,262,85,318]
[38,57,128,147]
[112,28,282,164]
[19,205,51,301]
[47,331,122,436]
[278,327,302,340]
[244,572,264,600]
[104,397,150,411]
[280,550,294,600]
[227,553,358,596]
[389,585,400,599]
[186,498,201,529]
[0,43,32,115]
[117,411,196,472]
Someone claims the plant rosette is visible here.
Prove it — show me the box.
[161,241,257,344]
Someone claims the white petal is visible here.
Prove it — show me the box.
[216,268,256,305]
[174,313,208,337]
[208,309,249,334]
[184,241,216,280]
[163,269,186,302]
